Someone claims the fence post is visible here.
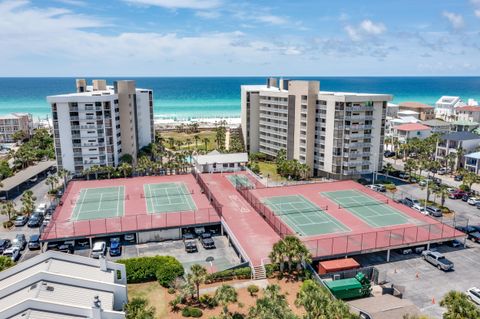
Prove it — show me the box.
[402,228,406,244]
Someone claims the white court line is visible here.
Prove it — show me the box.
[97,193,104,211]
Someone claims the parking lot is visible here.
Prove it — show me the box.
[73,235,242,273]
[357,240,480,318]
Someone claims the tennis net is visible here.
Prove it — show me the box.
[71,194,129,204]
[338,198,388,209]
[141,189,194,198]
[271,205,329,216]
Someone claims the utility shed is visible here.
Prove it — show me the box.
[318,258,360,274]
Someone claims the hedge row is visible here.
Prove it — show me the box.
[205,266,251,283]
[117,256,184,286]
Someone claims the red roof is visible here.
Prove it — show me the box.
[399,102,434,109]
[456,106,480,112]
[395,123,431,131]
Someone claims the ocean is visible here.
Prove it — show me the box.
[0,77,479,121]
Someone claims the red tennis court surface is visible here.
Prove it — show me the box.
[41,175,219,241]
[197,171,280,266]
[244,180,466,259]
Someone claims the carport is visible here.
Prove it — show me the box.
[0,160,55,199]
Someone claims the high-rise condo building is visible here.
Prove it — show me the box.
[241,78,392,179]
[47,79,154,174]
[0,113,32,143]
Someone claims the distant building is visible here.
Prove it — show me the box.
[241,77,392,179]
[0,113,32,143]
[47,79,154,174]
[397,110,420,119]
[435,96,465,121]
[450,120,479,132]
[393,123,432,143]
[421,119,451,134]
[193,151,248,173]
[455,105,480,123]
[398,102,435,121]
[386,103,399,118]
[465,152,480,174]
[0,251,127,319]
[436,131,480,168]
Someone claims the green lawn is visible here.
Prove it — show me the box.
[159,130,217,151]
[257,161,285,182]
[128,282,168,319]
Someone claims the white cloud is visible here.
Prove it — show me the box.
[195,10,220,19]
[442,11,464,29]
[124,0,222,10]
[344,19,386,41]
[360,20,386,35]
[256,14,288,25]
[475,9,480,17]
[54,0,87,6]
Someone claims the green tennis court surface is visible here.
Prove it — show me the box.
[72,186,125,221]
[227,174,253,188]
[321,190,409,227]
[262,195,350,236]
[144,182,197,214]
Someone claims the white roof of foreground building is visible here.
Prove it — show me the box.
[193,152,249,165]
[0,251,127,319]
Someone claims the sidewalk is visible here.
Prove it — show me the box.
[383,158,480,193]
[200,279,269,295]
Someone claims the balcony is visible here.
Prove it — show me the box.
[345,106,371,112]
[346,124,373,130]
[345,115,374,121]
[344,142,371,148]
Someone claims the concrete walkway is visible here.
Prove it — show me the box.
[199,279,269,295]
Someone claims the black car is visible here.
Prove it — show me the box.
[46,241,60,251]
[27,213,44,228]
[57,244,74,254]
[462,194,471,202]
[384,151,396,158]
[467,232,480,243]
[455,225,477,234]
[28,234,41,250]
[454,175,464,181]
[199,232,216,249]
[184,240,198,253]
[0,239,12,254]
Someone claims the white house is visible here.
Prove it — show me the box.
[193,151,248,173]
[435,96,465,121]
[465,151,480,174]
[393,123,432,143]
[0,251,127,319]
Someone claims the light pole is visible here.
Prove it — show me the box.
[372,152,378,185]
[424,178,429,213]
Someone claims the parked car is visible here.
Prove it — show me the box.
[384,151,396,158]
[183,233,195,240]
[124,234,135,243]
[12,234,27,250]
[403,197,420,208]
[184,239,198,253]
[468,197,480,205]
[399,172,410,179]
[27,213,44,228]
[421,250,454,271]
[467,232,480,243]
[57,244,74,254]
[0,239,12,254]
[438,168,448,175]
[374,184,386,192]
[449,190,466,199]
[448,239,463,248]
[90,241,107,259]
[42,215,52,227]
[466,287,480,305]
[418,180,427,187]
[14,215,29,227]
[28,234,41,250]
[46,242,60,251]
[462,194,471,202]
[454,175,464,181]
[199,232,215,249]
[455,225,477,234]
[3,246,20,262]
[412,204,426,214]
[426,206,443,217]
[109,237,122,257]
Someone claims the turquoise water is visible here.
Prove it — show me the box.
[0,77,479,120]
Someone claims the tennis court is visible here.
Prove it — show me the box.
[227,174,253,188]
[321,189,409,227]
[71,186,125,221]
[144,182,197,214]
[262,195,350,236]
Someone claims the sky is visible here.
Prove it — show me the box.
[1,0,480,76]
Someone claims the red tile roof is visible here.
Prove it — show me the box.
[399,102,434,109]
[395,123,431,131]
[456,106,480,112]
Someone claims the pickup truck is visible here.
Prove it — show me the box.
[421,250,454,271]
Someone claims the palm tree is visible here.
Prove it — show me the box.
[446,152,456,174]
[384,162,394,177]
[0,201,16,220]
[188,264,208,300]
[433,184,449,207]
[269,240,287,273]
[440,290,480,319]
[57,169,69,191]
[118,162,132,178]
[215,284,237,316]
[20,190,36,217]
[185,138,192,150]
[167,137,175,149]
[123,297,156,319]
[203,137,210,151]
[283,235,312,271]
[193,134,201,149]
[45,174,59,192]
[456,146,465,171]
[248,284,297,319]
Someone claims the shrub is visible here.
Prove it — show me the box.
[117,256,184,285]
[459,184,470,192]
[2,220,13,229]
[247,284,259,297]
[205,267,251,283]
[265,263,279,278]
[199,294,217,308]
[182,307,203,317]
[182,307,191,317]
[168,287,176,294]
